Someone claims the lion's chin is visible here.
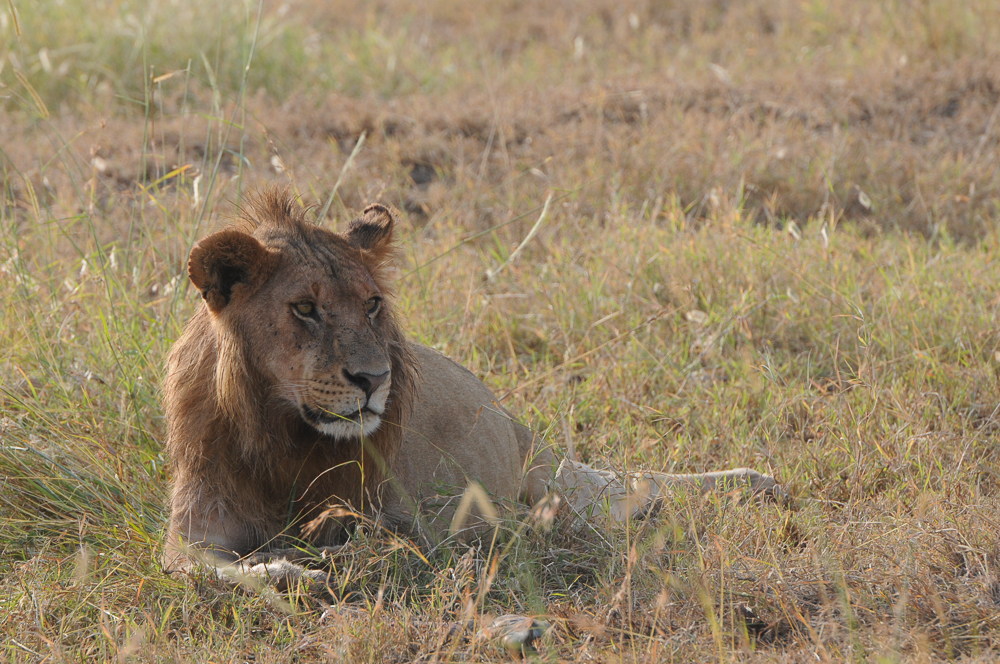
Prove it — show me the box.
[301,404,383,440]
[313,416,382,439]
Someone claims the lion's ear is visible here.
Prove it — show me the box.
[345,203,396,260]
[188,229,273,313]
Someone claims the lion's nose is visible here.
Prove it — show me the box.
[344,369,390,399]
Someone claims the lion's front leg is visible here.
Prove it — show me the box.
[165,541,331,592]
[227,558,330,592]
[164,502,341,594]
[168,547,337,594]
[212,546,348,592]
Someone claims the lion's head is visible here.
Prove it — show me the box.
[166,189,415,481]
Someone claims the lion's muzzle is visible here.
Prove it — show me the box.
[299,368,392,439]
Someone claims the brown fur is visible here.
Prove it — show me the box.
[163,187,779,576]
[164,188,417,568]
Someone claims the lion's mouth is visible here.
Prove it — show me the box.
[302,404,381,427]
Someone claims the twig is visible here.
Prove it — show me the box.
[972,98,1000,164]
[486,192,553,281]
[319,130,367,223]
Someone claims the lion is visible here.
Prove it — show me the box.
[162,188,783,589]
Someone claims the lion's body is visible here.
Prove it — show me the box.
[163,191,550,571]
[163,189,778,577]
[385,343,551,534]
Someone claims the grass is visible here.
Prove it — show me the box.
[2,0,1000,660]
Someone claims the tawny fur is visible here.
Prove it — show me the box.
[163,187,779,575]
[164,189,419,568]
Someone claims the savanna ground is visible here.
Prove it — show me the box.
[2,0,1000,660]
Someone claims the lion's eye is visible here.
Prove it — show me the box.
[365,297,382,317]
[293,301,316,317]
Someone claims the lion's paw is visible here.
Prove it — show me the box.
[244,559,329,592]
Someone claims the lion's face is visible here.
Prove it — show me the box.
[253,246,392,439]
[187,201,402,441]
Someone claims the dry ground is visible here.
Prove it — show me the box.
[2,0,1000,661]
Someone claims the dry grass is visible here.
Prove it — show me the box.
[3,0,1000,660]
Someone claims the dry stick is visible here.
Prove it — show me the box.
[318,130,367,223]
[971,97,1000,164]
[486,192,553,281]
[6,0,20,36]
[403,179,598,281]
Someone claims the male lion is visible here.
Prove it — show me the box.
[163,188,782,586]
